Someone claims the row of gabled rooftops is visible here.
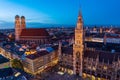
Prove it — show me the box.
[0,42,58,60]
[62,47,120,64]
[84,50,120,64]
[62,41,120,53]
[1,42,25,56]
[26,46,58,60]
[61,42,120,64]
[6,40,120,63]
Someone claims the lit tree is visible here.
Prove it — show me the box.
[11,59,24,70]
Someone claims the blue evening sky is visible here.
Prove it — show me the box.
[0,0,120,27]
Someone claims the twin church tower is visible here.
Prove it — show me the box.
[15,15,26,41]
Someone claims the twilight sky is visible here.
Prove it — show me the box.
[0,0,120,28]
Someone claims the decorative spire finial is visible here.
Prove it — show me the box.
[77,9,83,24]
[78,2,82,17]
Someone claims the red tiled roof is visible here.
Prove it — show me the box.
[20,28,49,36]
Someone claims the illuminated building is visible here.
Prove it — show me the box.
[0,42,58,75]
[73,11,84,76]
[23,50,58,74]
[58,47,73,75]
[19,28,49,44]
[15,15,50,44]
[58,11,120,80]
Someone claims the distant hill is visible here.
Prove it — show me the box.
[0,22,75,29]
[0,22,14,29]
[0,21,119,29]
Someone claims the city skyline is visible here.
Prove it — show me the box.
[0,0,120,29]
[0,1,120,79]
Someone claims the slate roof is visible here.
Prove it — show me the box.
[0,68,13,78]
[84,50,120,64]
[26,50,49,60]
[52,45,58,50]
[62,47,73,55]
[85,33,105,38]
[0,54,9,64]
[61,42,120,64]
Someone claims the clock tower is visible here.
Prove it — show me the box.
[73,11,84,76]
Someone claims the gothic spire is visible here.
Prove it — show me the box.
[78,10,83,23]
[78,10,82,17]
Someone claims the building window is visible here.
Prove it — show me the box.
[103,66,107,70]
[93,67,96,71]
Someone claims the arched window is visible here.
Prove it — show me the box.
[76,51,80,58]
